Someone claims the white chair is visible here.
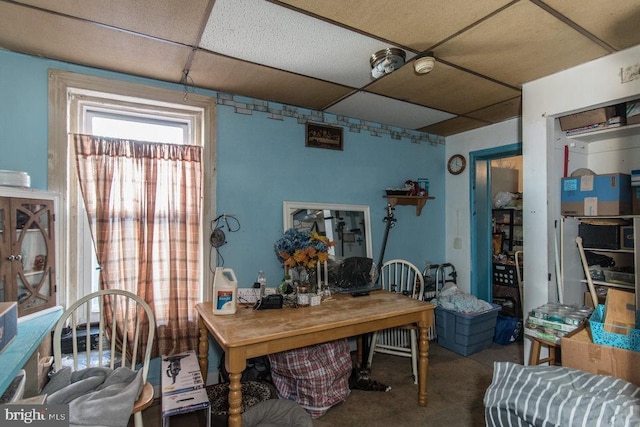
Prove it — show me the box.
[367,259,425,384]
[51,290,155,427]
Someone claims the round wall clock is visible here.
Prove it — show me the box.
[447,154,466,175]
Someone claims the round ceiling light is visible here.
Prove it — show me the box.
[414,53,436,75]
[370,48,406,79]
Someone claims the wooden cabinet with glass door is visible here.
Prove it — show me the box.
[0,188,57,316]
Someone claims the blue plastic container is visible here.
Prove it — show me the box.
[589,305,640,352]
[435,304,501,356]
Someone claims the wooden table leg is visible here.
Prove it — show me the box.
[197,316,209,383]
[417,320,429,407]
[226,349,246,427]
[227,372,242,427]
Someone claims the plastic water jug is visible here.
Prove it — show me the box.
[213,267,238,315]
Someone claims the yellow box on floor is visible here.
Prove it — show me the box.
[561,328,640,386]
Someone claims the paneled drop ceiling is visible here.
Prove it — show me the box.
[1,0,639,137]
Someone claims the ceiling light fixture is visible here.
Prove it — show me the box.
[414,52,436,75]
[370,48,406,79]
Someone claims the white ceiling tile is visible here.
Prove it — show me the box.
[200,0,413,88]
[5,1,638,136]
[327,92,455,130]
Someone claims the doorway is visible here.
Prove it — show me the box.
[470,143,523,306]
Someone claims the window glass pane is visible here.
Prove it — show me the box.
[90,116,185,145]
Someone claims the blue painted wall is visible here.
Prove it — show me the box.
[0,53,50,183]
[0,49,447,286]
[215,105,448,285]
[1,49,448,383]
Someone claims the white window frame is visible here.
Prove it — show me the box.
[48,70,216,310]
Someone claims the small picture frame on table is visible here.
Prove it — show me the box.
[305,123,343,151]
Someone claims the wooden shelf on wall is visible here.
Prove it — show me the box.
[384,195,434,216]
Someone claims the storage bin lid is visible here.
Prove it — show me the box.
[0,170,30,188]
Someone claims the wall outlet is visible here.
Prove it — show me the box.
[237,288,260,303]
[237,287,277,304]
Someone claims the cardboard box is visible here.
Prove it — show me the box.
[621,226,634,249]
[603,288,636,334]
[626,100,640,125]
[561,173,631,216]
[561,327,640,386]
[0,302,18,354]
[584,291,606,309]
[162,387,209,417]
[633,187,640,215]
[559,106,616,131]
[161,350,205,395]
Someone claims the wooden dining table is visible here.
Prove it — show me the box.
[196,291,435,427]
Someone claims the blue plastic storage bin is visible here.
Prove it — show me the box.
[435,304,501,356]
[589,305,640,352]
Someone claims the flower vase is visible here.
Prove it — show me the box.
[291,266,317,302]
[290,266,307,286]
[310,269,319,294]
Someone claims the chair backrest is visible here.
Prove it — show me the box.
[52,289,156,382]
[380,259,424,299]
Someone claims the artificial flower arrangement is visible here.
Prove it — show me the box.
[274,228,333,270]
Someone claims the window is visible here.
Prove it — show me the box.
[73,96,201,320]
[87,111,188,144]
[48,70,216,311]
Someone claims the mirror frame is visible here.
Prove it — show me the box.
[283,201,373,258]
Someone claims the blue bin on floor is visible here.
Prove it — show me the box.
[435,304,501,356]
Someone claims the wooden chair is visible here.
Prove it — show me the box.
[51,290,155,427]
[367,259,425,384]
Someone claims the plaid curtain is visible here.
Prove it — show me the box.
[73,134,202,357]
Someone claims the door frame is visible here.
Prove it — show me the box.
[470,143,522,302]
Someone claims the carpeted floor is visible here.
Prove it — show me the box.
[139,340,524,427]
